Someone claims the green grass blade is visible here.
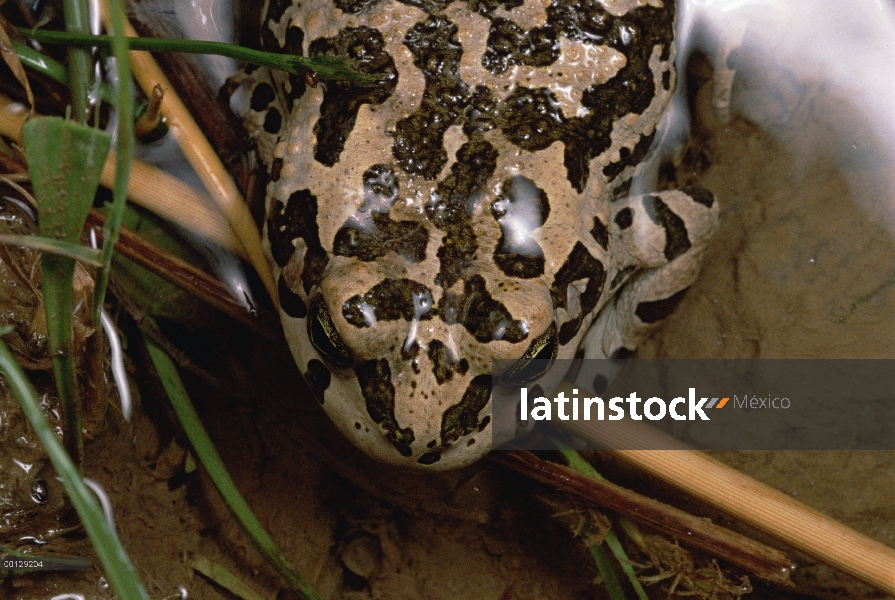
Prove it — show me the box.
[12,40,114,103]
[18,28,380,83]
[0,331,149,599]
[61,0,92,123]
[590,540,629,600]
[92,0,134,325]
[0,234,103,266]
[40,255,81,458]
[556,446,650,600]
[23,117,110,243]
[142,330,325,600]
[191,555,267,600]
[23,116,111,463]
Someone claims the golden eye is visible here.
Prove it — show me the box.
[501,323,557,386]
[307,294,354,368]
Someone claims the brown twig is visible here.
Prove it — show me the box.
[0,93,246,255]
[99,1,278,305]
[85,209,279,338]
[490,450,793,586]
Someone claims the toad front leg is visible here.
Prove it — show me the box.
[582,187,719,360]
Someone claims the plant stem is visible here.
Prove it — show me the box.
[18,28,380,83]
[42,255,83,463]
[92,0,133,324]
[61,0,92,123]
[12,40,114,103]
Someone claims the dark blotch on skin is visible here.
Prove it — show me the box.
[267,190,328,294]
[494,252,544,279]
[482,18,559,74]
[334,213,430,263]
[499,86,565,153]
[428,340,470,384]
[261,0,298,50]
[417,451,442,465]
[635,288,688,324]
[334,165,429,262]
[305,359,332,403]
[681,185,715,208]
[611,347,635,360]
[310,27,397,166]
[396,0,453,15]
[643,195,690,261]
[263,107,282,134]
[250,82,275,111]
[603,130,656,180]
[343,279,434,327]
[270,158,283,182]
[285,73,307,109]
[428,140,498,288]
[615,207,633,230]
[394,16,468,179]
[402,340,420,361]
[355,359,415,457]
[612,179,633,202]
[489,2,675,191]
[550,242,607,345]
[441,374,492,445]
[283,25,304,55]
[438,275,529,343]
[590,216,609,249]
[492,175,550,279]
[278,274,307,318]
[464,85,498,136]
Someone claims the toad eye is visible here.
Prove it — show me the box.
[308,294,354,367]
[501,323,558,386]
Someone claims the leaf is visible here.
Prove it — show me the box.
[0,234,104,266]
[23,116,111,243]
[22,116,111,462]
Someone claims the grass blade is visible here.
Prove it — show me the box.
[558,447,650,600]
[23,116,111,463]
[142,330,325,600]
[0,329,149,599]
[11,40,115,108]
[61,0,92,123]
[191,555,267,600]
[0,234,103,266]
[18,28,379,83]
[92,0,134,325]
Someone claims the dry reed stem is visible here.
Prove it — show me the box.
[100,2,277,303]
[0,94,245,257]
